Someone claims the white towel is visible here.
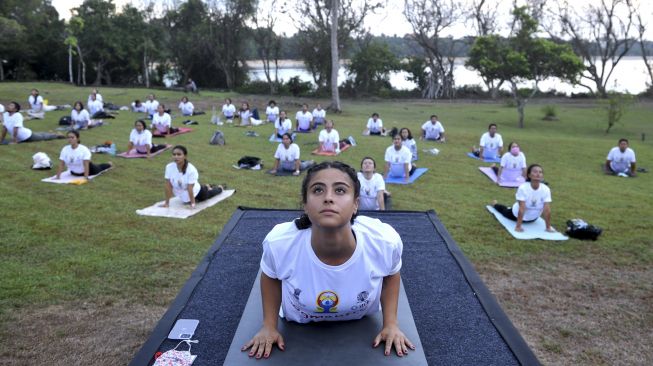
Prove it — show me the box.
[136,189,235,219]
[41,169,109,184]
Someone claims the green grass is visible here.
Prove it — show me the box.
[0,81,651,315]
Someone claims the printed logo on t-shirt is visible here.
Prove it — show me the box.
[177,179,183,189]
[512,163,516,169]
[350,291,371,311]
[530,198,537,207]
[316,290,339,313]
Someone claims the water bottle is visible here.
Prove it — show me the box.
[109,143,116,156]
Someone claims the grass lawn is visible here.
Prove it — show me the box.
[0,82,651,365]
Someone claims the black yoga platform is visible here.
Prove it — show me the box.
[130,208,539,366]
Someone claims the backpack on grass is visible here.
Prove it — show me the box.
[209,130,225,145]
[566,219,602,241]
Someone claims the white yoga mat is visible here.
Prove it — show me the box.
[41,169,110,184]
[486,205,568,241]
[135,189,235,218]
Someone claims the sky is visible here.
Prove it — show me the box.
[52,0,653,38]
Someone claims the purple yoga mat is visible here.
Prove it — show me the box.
[478,167,524,188]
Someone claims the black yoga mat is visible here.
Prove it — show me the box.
[130,208,539,366]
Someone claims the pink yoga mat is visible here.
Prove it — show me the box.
[478,166,524,188]
[117,145,172,158]
[311,144,351,156]
[153,127,193,137]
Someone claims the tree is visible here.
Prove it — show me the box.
[348,37,400,95]
[0,17,25,81]
[635,7,653,90]
[404,0,464,99]
[467,6,584,128]
[467,0,503,98]
[251,0,282,94]
[549,0,636,97]
[66,16,87,85]
[329,0,341,112]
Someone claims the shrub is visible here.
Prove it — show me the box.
[602,92,635,133]
[541,105,558,120]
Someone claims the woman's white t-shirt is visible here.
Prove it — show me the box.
[88,99,104,116]
[421,121,444,140]
[296,111,313,130]
[357,172,385,210]
[479,132,503,158]
[385,145,413,177]
[129,129,153,152]
[152,113,172,133]
[28,95,44,111]
[71,109,90,123]
[132,102,147,113]
[275,118,292,136]
[402,139,418,161]
[512,182,552,221]
[500,152,527,181]
[179,101,194,116]
[260,216,402,323]
[318,129,340,152]
[274,143,300,170]
[607,147,636,173]
[266,106,280,122]
[312,108,326,122]
[144,100,159,116]
[164,162,201,203]
[88,94,103,106]
[2,112,32,141]
[60,144,92,174]
[222,103,236,118]
[367,118,383,133]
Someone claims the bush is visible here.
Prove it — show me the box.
[601,92,635,133]
[541,105,558,120]
[286,76,313,97]
[235,80,271,94]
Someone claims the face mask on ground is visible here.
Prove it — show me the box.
[153,339,198,366]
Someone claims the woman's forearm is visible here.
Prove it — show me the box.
[381,273,401,327]
[261,273,282,329]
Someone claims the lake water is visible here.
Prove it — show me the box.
[247,57,651,95]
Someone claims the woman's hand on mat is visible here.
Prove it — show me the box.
[373,324,415,357]
[242,326,285,359]
[515,225,524,232]
[160,202,169,208]
[190,203,196,209]
[269,169,277,175]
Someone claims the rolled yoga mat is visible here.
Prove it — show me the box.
[130,208,539,366]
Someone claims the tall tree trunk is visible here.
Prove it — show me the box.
[94,61,103,86]
[329,0,341,113]
[76,44,86,86]
[143,45,150,88]
[68,45,74,84]
[0,61,4,81]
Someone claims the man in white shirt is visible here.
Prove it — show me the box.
[295,104,314,131]
[605,138,637,176]
[421,115,445,142]
[475,123,503,159]
[1,102,63,144]
[312,103,326,126]
[143,94,160,118]
[364,113,385,135]
[384,134,414,182]
[318,120,340,153]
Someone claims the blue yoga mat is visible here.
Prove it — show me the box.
[467,152,501,164]
[385,168,428,185]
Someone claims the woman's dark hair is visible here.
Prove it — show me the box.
[241,102,250,111]
[508,141,519,150]
[158,104,166,111]
[134,99,141,105]
[488,123,497,130]
[399,127,413,140]
[372,112,379,117]
[618,138,629,144]
[134,119,147,129]
[10,101,21,112]
[269,100,276,106]
[281,132,293,142]
[295,161,360,229]
[74,101,84,110]
[360,156,376,169]
[181,96,188,103]
[31,89,39,97]
[225,98,232,104]
[526,164,542,182]
[67,129,80,142]
[172,145,189,174]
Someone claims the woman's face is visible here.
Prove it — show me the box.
[361,159,375,173]
[31,89,38,96]
[182,97,188,103]
[172,148,186,164]
[393,135,403,148]
[304,168,358,230]
[67,133,79,145]
[282,135,291,147]
[242,103,248,110]
[225,98,231,104]
[75,103,82,111]
[528,166,543,182]
[157,105,164,114]
[400,129,409,139]
[135,122,145,132]
[510,144,520,156]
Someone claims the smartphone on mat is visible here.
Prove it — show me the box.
[168,319,199,340]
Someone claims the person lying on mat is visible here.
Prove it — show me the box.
[492,164,554,233]
[151,104,178,136]
[472,123,503,160]
[363,112,386,136]
[178,96,194,117]
[161,145,224,209]
[420,114,445,142]
[358,157,386,210]
[127,120,168,158]
[222,98,236,123]
[55,130,113,181]
[144,94,160,119]
[605,138,637,177]
[399,127,418,162]
[243,161,414,359]
[295,103,314,132]
[1,102,64,144]
[274,110,292,138]
[384,134,415,183]
[266,100,279,124]
[312,103,326,126]
[318,120,340,154]
[270,133,310,176]
[493,141,526,185]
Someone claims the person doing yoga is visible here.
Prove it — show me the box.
[152,104,178,135]
[127,120,167,157]
[161,145,224,209]
[472,123,503,160]
[1,102,64,144]
[358,157,386,211]
[492,164,554,233]
[318,120,340,153]
[384,134,415,183]
[242,161,414,359]
[269,133,312,176]
[605,138,637,177]
[55,130,113,180]
[493,141,526,184]
[399,128,418,162]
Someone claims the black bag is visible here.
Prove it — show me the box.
[59,116,72,126]
[566,219,602,241]
[237,156,262,169]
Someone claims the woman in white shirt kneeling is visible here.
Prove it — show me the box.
[357,157,387,210]
[270,133,312,176]
[127,120,168,157]
[162,145,224,209]
[242,161,414,359]
[492,164,555,233]
[55,130,113,180]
